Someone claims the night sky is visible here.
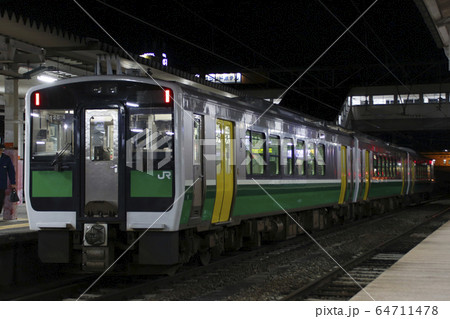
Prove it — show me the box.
[1,1,444,72]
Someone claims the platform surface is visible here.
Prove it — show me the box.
[352,220,450,301]
[0,204,32,236]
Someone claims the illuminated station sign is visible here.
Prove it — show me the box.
[140,52,168,66]
[205,73,242,84]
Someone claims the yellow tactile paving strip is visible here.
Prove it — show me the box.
[0,218,29,231]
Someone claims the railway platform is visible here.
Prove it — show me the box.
[0,204,32,238]
[0,204,39,288]
[351,220,450,301]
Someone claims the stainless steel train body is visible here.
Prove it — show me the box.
[25,76,434,272]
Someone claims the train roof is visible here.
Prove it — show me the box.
[26,75,417,155]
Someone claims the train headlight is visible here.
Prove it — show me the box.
[84,224,107,246]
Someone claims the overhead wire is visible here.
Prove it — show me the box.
[73,0,380,302]
[349,0,408,76]
[250,0,379,127]
[171,0,342,99]
[72,0,195,124]
[93,0,339,112]
[347,0,414,103]
[317,0,411,93]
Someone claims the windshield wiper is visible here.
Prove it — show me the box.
[51,142,72,168]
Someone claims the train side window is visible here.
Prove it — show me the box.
[393,157,397,177]
[378,156,384,177]
[307,142,316,176]
[373,154,378,177]
[224,124,232,174]
[245,131,251,175]
[245,130,266,175]
[193,116,203,166]
[385,156,389,178]
[317,144,326,176]
[283,138,294,176]
[392,157,396,177]
[390,157,394,178]
[390,157,395,178]
[252,131,266,175]
[269,135,280,176]
[393,157,396,177]
[386,157,391,178]
[295,140,305,176]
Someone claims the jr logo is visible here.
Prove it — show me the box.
[158,171,172,180]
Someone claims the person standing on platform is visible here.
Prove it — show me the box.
[0,144,16,215]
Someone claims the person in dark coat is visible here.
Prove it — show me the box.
[0,144,16,213]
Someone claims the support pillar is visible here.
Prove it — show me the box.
[3,65,20,220]
[4,65,19,148]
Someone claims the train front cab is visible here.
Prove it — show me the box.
[25,78,181,272]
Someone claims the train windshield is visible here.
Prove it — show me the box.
[127,107,174,200]
[31,109,74,158]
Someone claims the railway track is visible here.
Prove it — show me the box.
[282,206,450,301]
[72,204,446,301]
[13,210,391,301]
[9,275,98,301]
[10,200,449,301]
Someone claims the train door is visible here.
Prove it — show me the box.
[84,109,119,217]
[405,154,412,195]
[363,150,370,200]
[339,145,347,204]
[401,157,406,195]
[352,146,360,202]
[346,146,353,202]
[212,119,235,223]
[191,115,205,220]
[410,159,416,194]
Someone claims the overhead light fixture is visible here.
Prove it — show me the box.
[126,102,139,108]
[37,75,57,83]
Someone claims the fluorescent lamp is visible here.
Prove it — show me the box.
[37,75,57,83]
[126,102,139,107]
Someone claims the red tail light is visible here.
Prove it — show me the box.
[35,92,40,106]
[164,89,171,103]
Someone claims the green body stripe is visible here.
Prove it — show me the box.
[368,181,402,198]
[180,188,193,225]
[130,170,173,197]
[233,183,340,216]
[32,171,72,197]
[180,182,341,225]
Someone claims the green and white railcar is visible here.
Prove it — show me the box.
[25,76,434,272]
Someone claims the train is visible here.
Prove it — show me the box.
[25,75,434,273]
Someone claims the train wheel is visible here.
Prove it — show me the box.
[199,250,212,266]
